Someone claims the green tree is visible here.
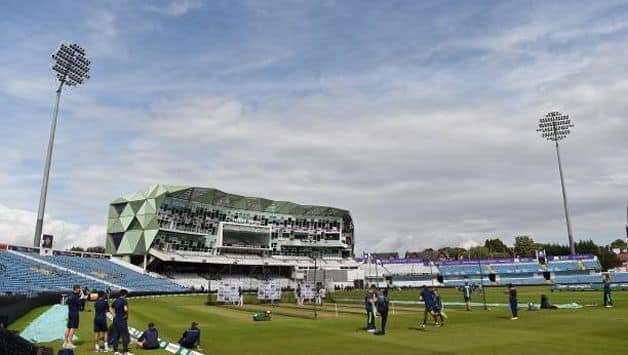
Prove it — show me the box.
[537,243,570,256]
[86,246,106,254]
[597,246,622,271]
[610,239,627,250]
[438,247,467,260]
[514,236,537,257]
[575,240,598,255]
[484,238,510,254]
[468,246,490,259]
[490,251,512,258]
[68,246,84,252]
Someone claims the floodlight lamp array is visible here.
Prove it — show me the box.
[51,43,90,87]
[536,111,574,142]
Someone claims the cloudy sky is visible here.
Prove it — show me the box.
[1,0,627,252]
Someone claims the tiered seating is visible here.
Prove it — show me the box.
[381,263,432,275]
[170,273,209,289]
[582,260,601,270]
[489,263,543,274]
[438,264,486,276]
[22,252,185,293]
[392,274,437,287]
[443,278,484,287]
[553,274,602,284]
[497,276,546,285]
[610,273,628,282]
[0,251,108,295]
[546,261,579,272]
[392,274,433,281]
[438,257,602,286]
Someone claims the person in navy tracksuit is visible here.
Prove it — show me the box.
[178,322,201,350]
[375,288,390,335]
[603,275,613,308]
[505,283,518,319]
[111,289,130,354]
[93,291,110,352]
[365,285,377,332]
[137,322,160,350]
[64,284,85,349]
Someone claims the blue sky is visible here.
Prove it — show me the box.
[1,0,627,251]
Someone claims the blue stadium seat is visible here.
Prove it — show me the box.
[439,258,601,286]
[610,273,628,282]
[553,274,602,284]
[0,251,108,295]
[24,253,185,293]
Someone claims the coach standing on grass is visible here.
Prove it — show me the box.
[603,274,613,308]
[111,289,132,355]
[505,283,518,320]
[94,291,110,352]
[375,288,389,336]
[462,281,472,311]
[364,284,377,332]
[419,285,435,328]
[63,284,86,349]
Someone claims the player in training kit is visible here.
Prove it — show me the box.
[178,322,201,350]
[432,287,445,325]
[111,289,132,355]
[93,291,110,352]
[420,286,435,327]
[136,322,160,350]
[296,283,303,306]
[603,275,613,308]
[505,283,518,320]
[64,284,86,349]
[462,281,472,311]
[375,288,390,335]
[365,285,377,332]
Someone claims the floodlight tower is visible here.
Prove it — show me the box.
[33,43,90,247]
[536,111,576,255]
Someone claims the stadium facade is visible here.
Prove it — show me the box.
[106,184,355,260]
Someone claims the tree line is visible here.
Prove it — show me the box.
[67,246,106,254]
[419,236,623,271]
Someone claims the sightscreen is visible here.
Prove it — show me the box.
[220,223,271,249]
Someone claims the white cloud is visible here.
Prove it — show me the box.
[0,204,106,249]
[148,0,203,16]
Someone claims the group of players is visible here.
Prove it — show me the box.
[362,281,523,335]
[63,284,201,354]
[64,277,611,351]
[364,284,446,335]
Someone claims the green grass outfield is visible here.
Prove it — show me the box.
[10,286,626,355]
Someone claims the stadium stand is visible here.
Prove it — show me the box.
[610,272,628,282]
[169,273,209,290]
[488,263,544,274]
[20,251,185,293]
[546,260,581,272]
[438,264,486,276]
[0,250,109,295]
[361,254,604,287]
[496,275,547,285]
[443,278,484,287]
[108,185,355,260]
[0,246,186,296]
[552,274,602,284]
